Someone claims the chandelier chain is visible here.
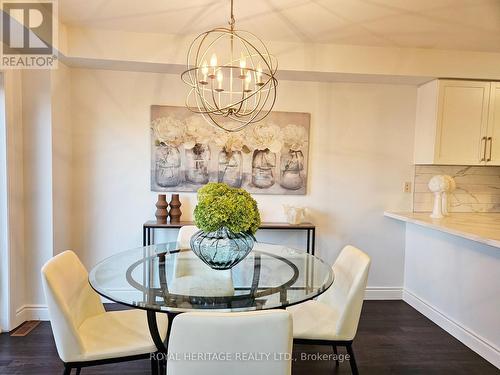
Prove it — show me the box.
[229,0,236,30]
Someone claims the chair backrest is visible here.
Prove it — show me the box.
[41,250,105,362]
[317,245,371,341]
[167,310,293,375]
[173,230,214,278]
[177,225,200,249]
[175,225,213,277]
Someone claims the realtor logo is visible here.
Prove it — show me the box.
[1,0,58,68]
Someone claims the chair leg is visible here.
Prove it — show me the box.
[345,343,359,375]
[151,356,158,375]
[159,358,166,375]
[76,368,81,375]
[63,366,72,375]
[332,345,339,366]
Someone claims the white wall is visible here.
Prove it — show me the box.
[51,63,73,254]
[0,73,8,331]
[69,68,416,293]
[22,70,54,307]
[0,66,72,328]
[1,71,27,330]
[403,224,500,368]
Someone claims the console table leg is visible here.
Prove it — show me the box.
[306,229,311,254]
[146,228,153,246]
[311,228,316,256]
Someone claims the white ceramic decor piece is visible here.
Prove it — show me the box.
[428,175,450,219]
[413,166,500,214]
[283,205,306,225]
[441,175,456,216]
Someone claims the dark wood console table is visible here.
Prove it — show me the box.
[143,221,316,255]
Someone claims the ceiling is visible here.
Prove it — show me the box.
[59,0,500,52]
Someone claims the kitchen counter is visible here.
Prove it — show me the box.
[384,211,500,249]
[386,211,500,365]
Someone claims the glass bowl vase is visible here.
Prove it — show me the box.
[190,227,255,270]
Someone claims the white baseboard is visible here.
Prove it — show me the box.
[16,304,49,323]
[403,289,500,369]
[365,287,403,300]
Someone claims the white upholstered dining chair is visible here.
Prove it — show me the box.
[288,245,371,375]
[177,225,200,249]
[166,310,293,375]
[171,225,234,297]
[41,250,168,375]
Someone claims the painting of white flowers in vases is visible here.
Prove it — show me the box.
[151,105,310,195]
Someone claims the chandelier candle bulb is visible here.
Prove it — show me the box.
[216,70,224,92]
[244,71,252,92]
[200,62,209,84]
[256,65,264,86]
[209,53,217,78]
[239,53,247,78]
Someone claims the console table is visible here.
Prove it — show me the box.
[142,220,316,255]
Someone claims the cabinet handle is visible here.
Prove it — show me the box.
[487,137,493,162]
[481,136,487,161]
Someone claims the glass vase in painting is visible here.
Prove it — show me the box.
[280,150,304,190]
[185,143,210,184]
[155,144,181,187]
[218,150,243,187]
[251,149,276,189]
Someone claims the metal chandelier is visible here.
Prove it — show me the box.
[181,0,278,132]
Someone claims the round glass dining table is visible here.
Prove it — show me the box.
[89,242,334,352]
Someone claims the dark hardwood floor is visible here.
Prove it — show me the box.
[0,301,497,374]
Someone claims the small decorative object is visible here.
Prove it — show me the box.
[151,116,184,187]
[428,175,450,219]
[169,194,182,223]
[155,194,168,224]
[191,183,261,270]
[181,0,278,132]
[283,205,306,225]
[442,175,456,216]
[150,105,310,195]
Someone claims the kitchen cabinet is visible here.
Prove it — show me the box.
[487,82,500,165]
[414,79,500,165]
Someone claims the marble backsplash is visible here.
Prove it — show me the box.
[414,165,500,213]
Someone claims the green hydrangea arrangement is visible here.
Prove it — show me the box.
[193,183,261,235]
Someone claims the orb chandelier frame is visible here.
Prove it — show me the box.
[181,0,278,132]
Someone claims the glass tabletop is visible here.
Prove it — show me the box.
[89,242,334,313]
